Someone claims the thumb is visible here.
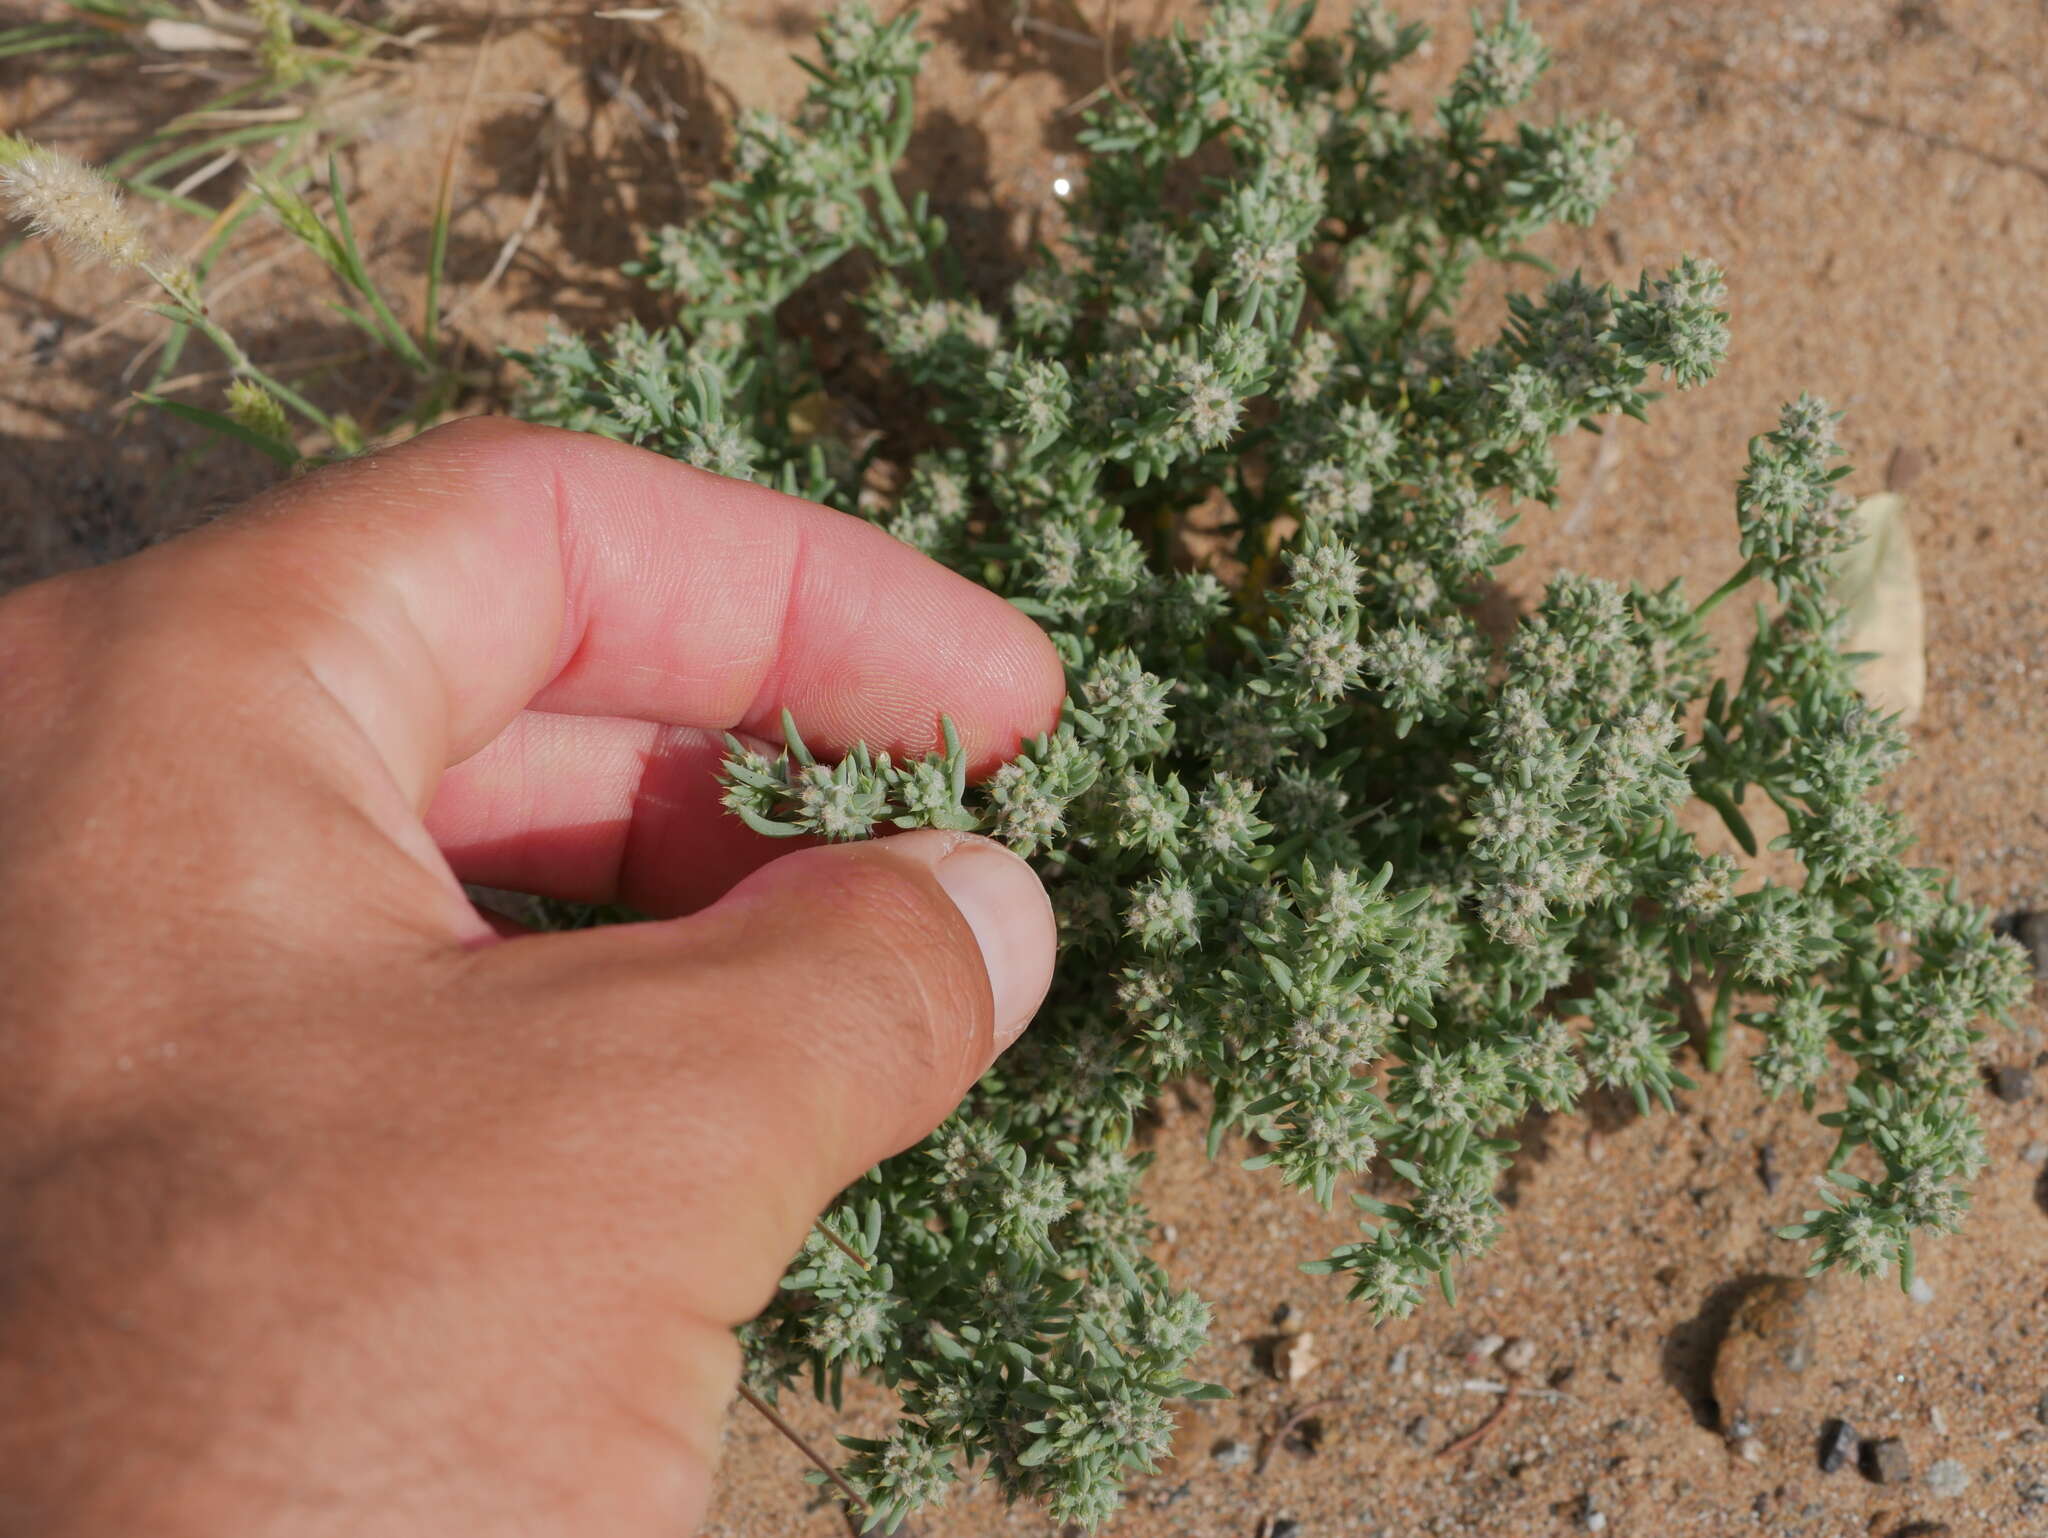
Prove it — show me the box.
[694,829,1058,1171]
[474,828,1056,1319]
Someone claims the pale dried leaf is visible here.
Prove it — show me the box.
[142,18,251,52]
[1274,1330,1319,1384]
[1831,491,1925,725]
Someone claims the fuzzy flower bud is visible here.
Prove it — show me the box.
[0,137,153,270]
[225,379,293,444]
[1452,7,1548,112]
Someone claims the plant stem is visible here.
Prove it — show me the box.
[423,13,495,363]
[735,1383,914,1538]
[1437,1379,1519,1458]
[868,167,938,296]
[325,157,433,375]
[814,1222,872,1271]
[162,288,335,433]
[735,1383,864,1534]
[1702,970,1735,1073]
[1692,557,1758,620]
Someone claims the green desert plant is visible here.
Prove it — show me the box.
[10,1,2029,1530]
[510,2,2029,1528]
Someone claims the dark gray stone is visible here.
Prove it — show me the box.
[1862,1436,1913,1485]
[1991,1065,2035,1103]
[1211,1437,1252,1470]
[2015,911,2048,976]
[1819,1418,1858,1474]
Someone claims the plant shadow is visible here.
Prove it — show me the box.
[0,300,475,590]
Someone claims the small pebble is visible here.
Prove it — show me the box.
[1387,1345,1411,1376]
[1712,1275,1821,1433]
[1924,1458,1970,1498]
[1274,1331,1319,1384]
[1735,1435,1765,1464]
[1863,1436,1913,1485]
[1403,1414,1434,1449]
[2011,910,2048,976]
[1928,1404,1948,1436]
[1991,1065,2035,1104]
[1499,1336,1538,1375]
[1910,1276,1935,1305]
[1467,1331,1505,1363]
[1819,1418,1859,1474]
[2022,1141,2048,1168]
[1212,1438,1252,1470]
[1578,1492,1607,1533]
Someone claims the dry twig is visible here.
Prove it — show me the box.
[1436,1378,1519,1458]
[442,166,548,325]
[734,1383,870,1538]
[734,1383,920,1538]
[1255,1396,1346,1475]
[814,1223,874,1271]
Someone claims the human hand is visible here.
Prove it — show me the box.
[0,419,1063,1535]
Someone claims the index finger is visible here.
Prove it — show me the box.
[155,417,1064,810]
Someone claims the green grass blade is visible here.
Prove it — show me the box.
[0,28,112,59]
[145,197,265,392]
[120,123,293,188]
[135,393,299,465]
[324,297,392,348]
[422,186,450,365]
[122,182,220,220]
[323,156,429,374]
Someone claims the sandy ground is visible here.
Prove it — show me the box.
[4,2,2046,1535]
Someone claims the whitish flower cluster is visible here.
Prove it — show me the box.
[511,3,2027,1529]
[0,135,155,270]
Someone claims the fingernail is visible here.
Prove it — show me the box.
[932,836,1057,1049]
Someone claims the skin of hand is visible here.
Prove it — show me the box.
[0,418,1063,1536]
